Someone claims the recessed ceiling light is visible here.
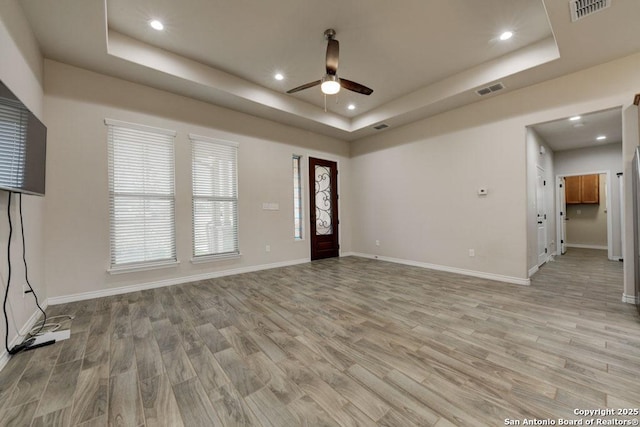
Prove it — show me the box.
[569,116,581,121]
[347,104,356,110]
[149,19,164,31]
[596,135,607,140]
[274,73,284,81]
[499,31,513,41]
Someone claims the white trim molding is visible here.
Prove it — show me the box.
[0,301,49,372]
[48,258,310,305]
[622,293,638,305]
[528,265,539,277]
[565,243,608,250]
[348,253,530,286]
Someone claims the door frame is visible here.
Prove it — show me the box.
[536,165,549,267]
[557,176,567,255]
[555,170,613,260]
[309,157,340,260]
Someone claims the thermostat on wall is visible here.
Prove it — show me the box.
[478,188,488,196]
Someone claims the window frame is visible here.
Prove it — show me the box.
[105,118,177,273]
[190,133,240,261]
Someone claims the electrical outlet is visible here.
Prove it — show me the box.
[468,249,475,257]
[266,245,271,252]
[375,240,380,246]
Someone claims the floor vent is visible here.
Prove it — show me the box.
[373,123,389,130]
[569,0,611,22]
[475,82,505,96]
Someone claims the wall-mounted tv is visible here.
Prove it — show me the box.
[0,80,46,196]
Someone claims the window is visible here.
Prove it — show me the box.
[0,97,27,190]
[106,119,176,269]
[191,134,239,258]
[293,155,303,239]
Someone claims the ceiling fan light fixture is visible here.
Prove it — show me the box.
[321,75,341,95]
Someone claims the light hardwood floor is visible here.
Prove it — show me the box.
[0,248,638,426]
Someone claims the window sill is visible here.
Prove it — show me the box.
[191,253,241,264]
[108,260,179,275]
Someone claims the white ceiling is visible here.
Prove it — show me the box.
[18,0,640,141]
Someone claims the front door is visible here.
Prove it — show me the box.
[309,157,339,260]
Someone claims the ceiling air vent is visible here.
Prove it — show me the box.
[475,82,505,96]
[373,123,389,130]
[569,0,611,22]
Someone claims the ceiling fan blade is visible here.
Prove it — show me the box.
[286,80,321,94]
[340,78,374,95]
[325,39,339,75]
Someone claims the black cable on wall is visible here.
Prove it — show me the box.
[19,193,46,336]
[3,192,48,354]
[3,192,13,353]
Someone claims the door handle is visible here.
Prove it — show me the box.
[537,221,543,224]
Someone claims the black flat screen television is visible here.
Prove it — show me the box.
[0,79,46,196]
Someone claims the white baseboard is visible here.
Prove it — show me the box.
[565,243,607,250]
[528,265,539,277]
[622,293,638,305]
[348,253,530,286]
[48,258,310,305]
[0,301,49,372]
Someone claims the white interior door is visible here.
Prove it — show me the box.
[536,166,548,266]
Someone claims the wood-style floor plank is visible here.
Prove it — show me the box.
[140,374,184,427]
[108,370,144,427]
[0,248,637,426]
[172,377,223,427]
[70,366,108,425]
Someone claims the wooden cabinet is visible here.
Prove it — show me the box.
[565,174,599,204]
[565,176,581,204]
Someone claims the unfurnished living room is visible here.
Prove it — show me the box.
[1,0,640,426]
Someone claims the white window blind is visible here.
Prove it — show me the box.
[191,134,239,258]
[293,155,303,239]
[0,97,27,189]
[106,119,177,268]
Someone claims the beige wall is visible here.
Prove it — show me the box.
[350,116,528,282]
[43,60,351,300]
[351,52,640,296]
[0,0,46,356]
[565,174,608,248]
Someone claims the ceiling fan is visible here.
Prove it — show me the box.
[287,29,373,97]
